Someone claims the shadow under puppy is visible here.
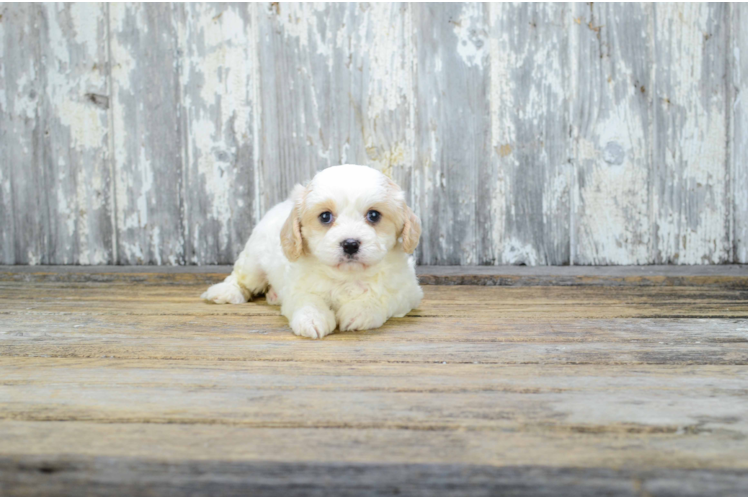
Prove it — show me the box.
[202,164,423,339]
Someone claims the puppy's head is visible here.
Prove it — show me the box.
[281,164,420,271]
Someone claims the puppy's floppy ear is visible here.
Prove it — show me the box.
[400,204,421,254]
[280,184,307,261]
[384,177,421,254]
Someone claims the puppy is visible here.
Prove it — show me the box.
[201,164,423,339]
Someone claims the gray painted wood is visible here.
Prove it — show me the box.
[109,3,185,265]
[414,3,490,265]
[256,3,414,212]
[1,4,113,265]
[1,3,746,265]
[0,6,8,263]
[256,2,329,209]
[735,3,748,264]
[38,4,113,265]
[571,3,653,265]
[1,4,47,265]
[488,3,572,265]
[179,3,257,265]
[652,4,731,264]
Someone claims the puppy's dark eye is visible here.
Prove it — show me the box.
[319,211,333,224]
[366,210,381,224]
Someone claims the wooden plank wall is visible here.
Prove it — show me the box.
[0,3,745,266]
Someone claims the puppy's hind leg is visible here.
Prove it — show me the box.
[201,260,267,305]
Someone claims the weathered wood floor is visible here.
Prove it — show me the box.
[1,266,747,495]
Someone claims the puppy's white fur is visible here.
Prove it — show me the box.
[201,164,423,339]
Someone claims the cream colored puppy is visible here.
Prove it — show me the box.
[201,164,423,339]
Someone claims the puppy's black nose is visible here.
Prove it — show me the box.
[341,239,360,255]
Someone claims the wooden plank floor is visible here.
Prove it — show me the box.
[1,267,747,495]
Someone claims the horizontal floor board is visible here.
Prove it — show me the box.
[1,421,747,471]
[2,264,748,287]
[2,454,747,496]
[2,314,747,343]
[1,284,747,319]
[2,299,747,364]
[1,358,746,435]
[3,358,745,390]
[2,334,746,365]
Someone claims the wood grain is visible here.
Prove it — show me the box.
[2,3,745,266]
[414,3,490,265]
[1,281,747,367]
[488,3,572,266]
[38,4,113,265]
[1,264,748,287]
[2,358,748,431]
[256,3,414,212]
[3,453,746,496]
[0,4,9,263]
[1,270,747,494]
[179,3,258,266]
[734,3,748,264]
[0,4,47,264]
[652,4,730,264]
[109,3,185,265]
[571,3,652,265]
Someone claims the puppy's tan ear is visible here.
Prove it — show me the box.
[401,204,421,254]
[280,184,307,261]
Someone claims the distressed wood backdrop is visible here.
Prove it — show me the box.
[1,3,746,265]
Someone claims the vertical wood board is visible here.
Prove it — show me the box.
[414,2,491,265]
[179,3,257,265]
[38,3,113,265]
[109,3,185,265]
[571,3,653,265]
[0,4,47,264]
[652,3,730,264]
[256,3,414,212]
[734,4,748,264]
[0,4,15,262]
[489,3,573,265]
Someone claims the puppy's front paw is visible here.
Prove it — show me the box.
[201,282,248,305]
[337,303,387,332]
[291,306,336,339]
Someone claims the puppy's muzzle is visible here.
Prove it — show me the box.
[341,239,360,256]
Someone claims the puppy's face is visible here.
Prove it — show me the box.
[281,165,420,271]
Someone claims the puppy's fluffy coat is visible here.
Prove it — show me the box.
[201,164,423,339]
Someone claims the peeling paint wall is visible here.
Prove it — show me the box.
[0,3,745,265]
